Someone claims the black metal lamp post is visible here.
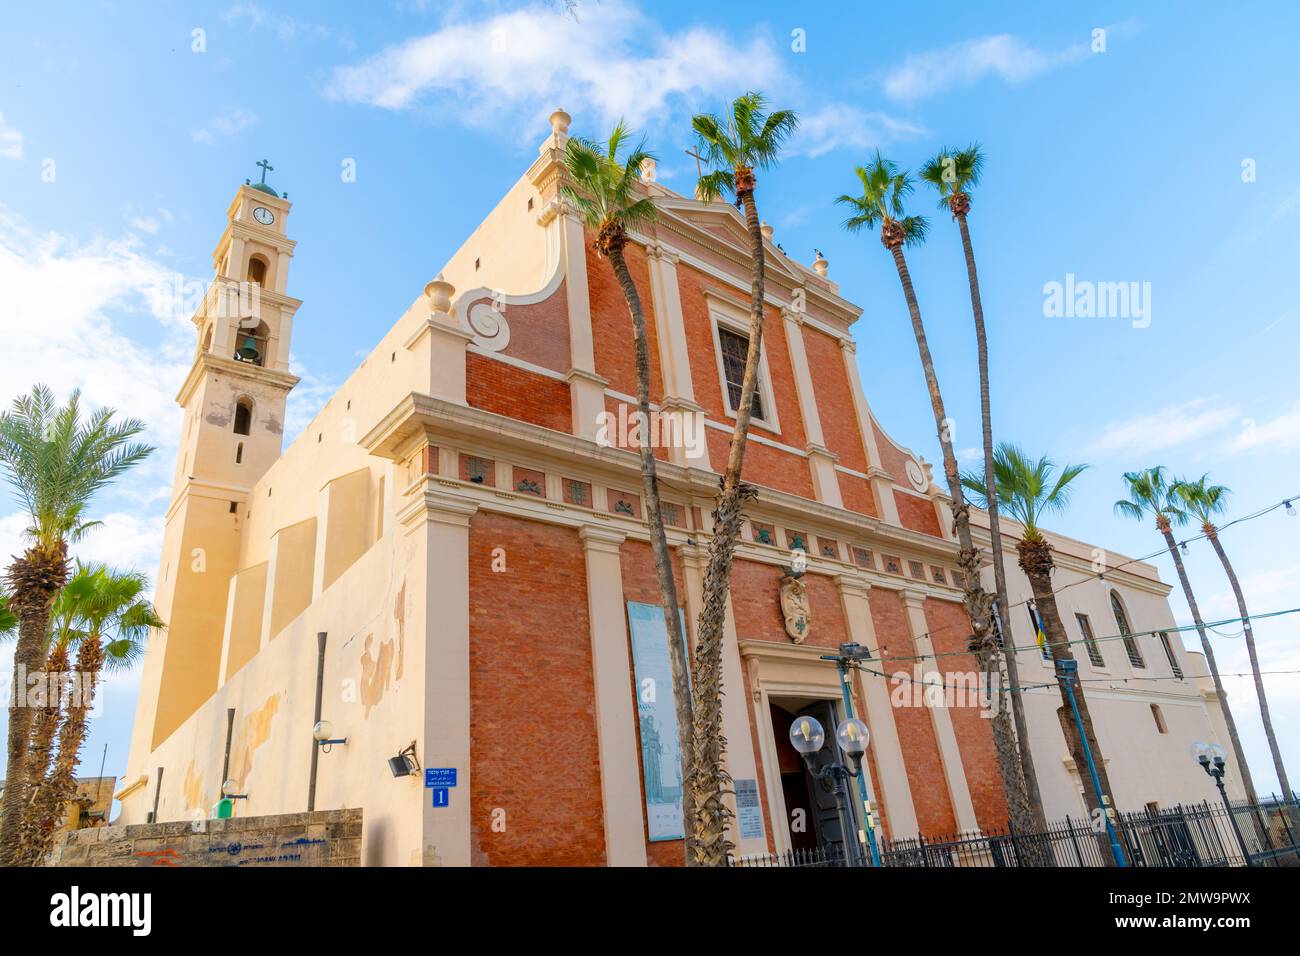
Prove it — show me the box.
[1193,741,1253,865]
[788,714,871,867]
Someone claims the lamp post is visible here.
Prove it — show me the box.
[1055,658,1127,867]
[788,714,871,867]
[819,642,882,866]
[1193,741,1253,865]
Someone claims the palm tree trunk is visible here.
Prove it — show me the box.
[887,244,1039,845]
[606,242,696,863]
[1018,536,1121,865]
[1204,527,1291,802]
[28,633,104,862]
[14,643,69,866]
[687,183,766,866]
[1159,523,1258,802]
[956,211,1048,838]
[0,543,68,865]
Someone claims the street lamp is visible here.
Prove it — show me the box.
[818,642,883,866]
[313,719,348,752]
[788,714,870,867]
[1192,741,1253,865]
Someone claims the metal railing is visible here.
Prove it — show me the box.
[727,796,1300,868]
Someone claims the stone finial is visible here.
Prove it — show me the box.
[639,157,657,182]
[424,273,455,315]
[760,221,774,241]
[812,249,829,277]
[549,109,571,137]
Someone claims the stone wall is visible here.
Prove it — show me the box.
[46,808,361,867]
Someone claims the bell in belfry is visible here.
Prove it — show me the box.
[236,335,261,364]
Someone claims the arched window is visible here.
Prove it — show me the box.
[233,399,253,436]
[247,255,268,285]
[1110,591,1144,668]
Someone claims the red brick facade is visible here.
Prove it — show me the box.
[468,513,606,865]
[451,208,1008,864]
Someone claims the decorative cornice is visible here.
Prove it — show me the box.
[176,353,300,406]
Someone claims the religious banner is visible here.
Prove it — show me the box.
[626,601,689,842]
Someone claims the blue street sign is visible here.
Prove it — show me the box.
[431,787,450,808]
[425,768,457,788]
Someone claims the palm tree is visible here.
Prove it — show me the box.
[838,154,1040,843]
[0,385,153,864]
[1175,475,1287,802]
[962,445,1123,863]
[1115,467,1258,803]
[688,92,797,866]
[560,124,696,860]
[920,144,1047,836]
[19,563,160,863]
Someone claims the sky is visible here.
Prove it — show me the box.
[1,1,1297,811]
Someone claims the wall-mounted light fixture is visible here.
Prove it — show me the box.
[313,719,348,753]
[388,741,421,778]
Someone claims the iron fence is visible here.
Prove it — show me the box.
[728,796,1300,868]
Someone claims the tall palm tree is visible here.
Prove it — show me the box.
[920,144,1047,835]
[19,563,160,863]
[963,444,1124,863]
[837,153,1039,844]
[688,92,797,866]
[560,124,696,860]
[1115,467,1258,803]
[0,385,153,864]
[1174,475,1287,801]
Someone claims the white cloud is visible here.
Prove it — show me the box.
[882,33,1090,102]
[1229,403,1300,454]
[326,1,782,131]
[795,103,925,158]
[0,112,22,160]
[1083,398,1239,459]
[0,204,191,441]
[190,108,258,146]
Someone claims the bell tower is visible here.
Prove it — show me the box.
[129,164,302,761]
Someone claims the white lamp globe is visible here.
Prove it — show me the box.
[313,719,333,742]
[836,717,870,757]
[789,716,825,755]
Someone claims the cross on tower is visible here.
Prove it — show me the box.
[255,159,273,185]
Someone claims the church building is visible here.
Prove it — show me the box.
[118,111,1243,865]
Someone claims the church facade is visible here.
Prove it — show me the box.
[118,111,1244,865]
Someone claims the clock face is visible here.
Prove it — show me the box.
[253,206,275,225]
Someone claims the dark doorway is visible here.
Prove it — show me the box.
[769,698,846,854]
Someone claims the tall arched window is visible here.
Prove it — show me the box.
[247,255,268,285]
[1110,591,1145,668]
[233,399,253,436]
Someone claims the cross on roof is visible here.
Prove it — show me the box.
[684,147,706,179]
[256,159,273,184]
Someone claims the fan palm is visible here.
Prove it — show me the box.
[919,145,1046,832]
[0,385,153,863]
[839,154,1040,839]
[1174,475,1287,801]
[19,563,160,863]
[687,92,797,866]
[1115,467,1257,802]
[561,124,695,861]
[963,445,1123,864]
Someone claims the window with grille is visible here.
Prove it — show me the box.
[717,326,766,421]
[1076,613,1105,668]
[1111,591,1144,667]
[1158,631,1183,679]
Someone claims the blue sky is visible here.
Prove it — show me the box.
[1,1,1297,807]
